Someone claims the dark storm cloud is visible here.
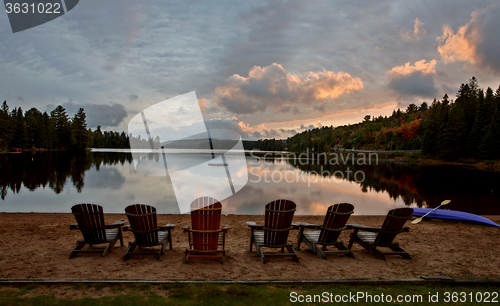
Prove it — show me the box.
[388,71,438,98]
[468,4,500,73]
[46,102,127,128]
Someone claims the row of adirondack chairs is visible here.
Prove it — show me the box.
[70,199,414,263]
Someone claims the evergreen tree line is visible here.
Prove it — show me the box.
[421,77,500,160]
[0,101,130,150]
[278,77,500,161]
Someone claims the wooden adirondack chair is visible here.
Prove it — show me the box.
[182,197,230,263]
[245,199,299,264]
[347,207,413,260]
[69,204,126,258]
[294,203,354,259]
[123,204,176,261]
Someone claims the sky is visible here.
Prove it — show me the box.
[1,0,500,140]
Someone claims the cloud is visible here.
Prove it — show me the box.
[198,98,207,112]
[437,4,500,73]
[401,18,427,41]
[205,118,297,140]
[213,63,363,114]
[387,60,438,98]
[387,59,436,76]
[46,102,128,128]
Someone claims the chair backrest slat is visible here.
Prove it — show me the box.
[264,199,296,246]
[125,204,159,247]
[318,203,354,244]
[191,196,221,251]
[376,207,413,244]
[72,204,107,244]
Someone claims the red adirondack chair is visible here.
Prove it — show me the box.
[182,197,230,263]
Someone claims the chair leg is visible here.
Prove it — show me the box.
[335,241,355,258]
[103,243,112,257]
[249,231,254,252]
[104,236,120,257]
[123,242,136,261]
[389,244,412,259]
[315,245,327,259]
[287,245,299,263]
[69,241,86,259]
[296,228,304,251]
[347,231,358,249]
[118,228,124,247]
[168,229,173,250]
[255,244,265,264]
[369,245,386,260]
[158,241,167,261]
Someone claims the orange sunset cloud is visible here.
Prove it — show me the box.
[214,63,363,114]
[387,59,437,77]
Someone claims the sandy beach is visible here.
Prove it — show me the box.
[0,213,499,281]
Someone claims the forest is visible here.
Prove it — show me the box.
[0,102,129,151]
[253,77,500,161]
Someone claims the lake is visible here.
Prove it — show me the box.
[0,150,499,215]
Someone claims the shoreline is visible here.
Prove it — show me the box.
[0,213,498,281]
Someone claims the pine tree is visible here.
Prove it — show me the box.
[0,101,12,150]
[10,107,28,149]
[422,99,441,156]
[25,107,42,148]
[480,108,500,159]
[50,105,71,149]
[71,108,89,150]
[467,90,489,158]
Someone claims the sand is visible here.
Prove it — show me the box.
[0,213,499,281]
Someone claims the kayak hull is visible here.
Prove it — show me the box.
[412,208,500,227]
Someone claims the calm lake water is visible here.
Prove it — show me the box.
[1,150,499,215]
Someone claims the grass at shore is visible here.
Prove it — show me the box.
[0,283,498,305]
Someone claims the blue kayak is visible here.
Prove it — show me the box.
[412,208,500,227]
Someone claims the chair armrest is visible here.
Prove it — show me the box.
[159,224,176,231]
[70,223,79,230]
[222,224,232,230]
[292,222,321,230]
[122,225,131,232]
[348,224,382,232]
[105,220,127,229]
[245,222,264,230]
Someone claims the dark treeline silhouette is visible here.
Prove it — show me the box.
[421,77,500,160]
[243,139,286,151]
[0,101,130,151]
[0,151,132,200]
[258,77,500,161]
[92,126,130,149]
